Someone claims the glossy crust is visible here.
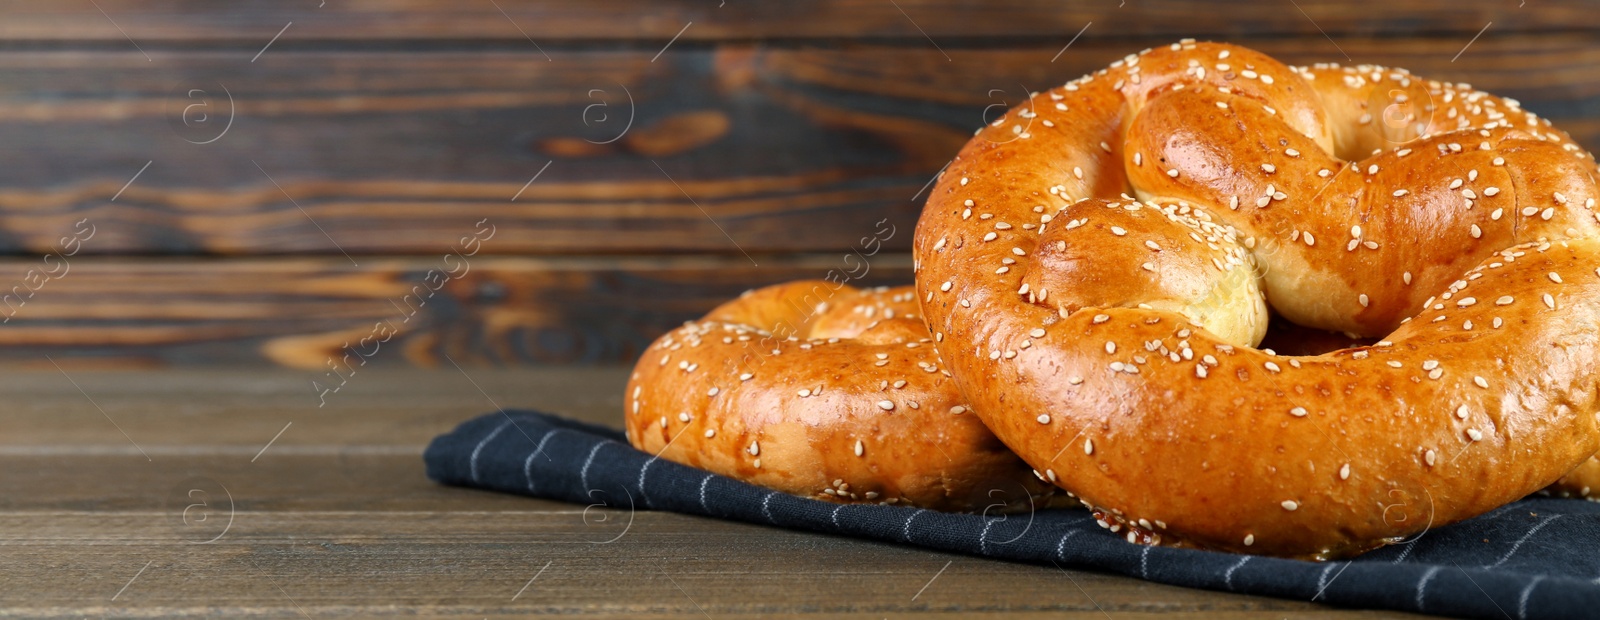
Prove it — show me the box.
[912,40,1600,558]
[624,281,1060,512]
[1549,456,1600,501]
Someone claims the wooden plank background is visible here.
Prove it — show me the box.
[0,367,1420,617]
[0,1,1593,366]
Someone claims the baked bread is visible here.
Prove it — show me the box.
[912,40,1600,558]
[624,281,1060,512]
[1549,456,1599,500]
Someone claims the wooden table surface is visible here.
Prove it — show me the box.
[0,366,1425,619]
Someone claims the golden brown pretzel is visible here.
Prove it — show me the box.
[624,281,1059,512]
[1549,456,1599,500]
[912,40,1600,558]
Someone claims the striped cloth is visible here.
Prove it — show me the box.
[425,410,1600,620]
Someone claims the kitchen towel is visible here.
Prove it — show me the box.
[426,409,1600,620]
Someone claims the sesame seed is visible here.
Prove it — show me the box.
[1350,225,1362,238]
[1456,405,1470,420]
[1544,293,1556,309]
[704,429,716,438]
[1423,360,1439,370]
[797,389,811,397]
[1244,534,1255,546]
[1093,314,1110,324]
[1281,500,1299,511]
[1471,224,1482,238]
[1145,240,1162,251]
[1030,328,1046,337]
[1262,164,1276,174]
[1393,189,1409,197]
[1111,226,1128,236]
[877,400,895,411]
[740,373,754,381]
[1495,296,1514,306]
[940,281,952,292]
[1339,464,1351,480]
[1105,341,1117,354]
[1467,428,1484,441]
[1404,272,1412,285]
[1084,438,1094,455]
[854,439,864,456]
[1387,361,1403,368]
[1456,297,1477,307]
[1550,272,1563,283]
[748,441,760,456]
[1037,414,1051,424]
[1265,361,1281,372]
[1304,232,1315,246]
[1484,187,1499,196]
[1167,169,1179,178]
[1134,152,1143,166]
[1425,449,1437,466]
[1493,317,1503,328]
[1289,406,1307,417]
[1474,376,1489,388]
[1359,294,1370,308]
[960,177,969,186]
[707,387,720,396]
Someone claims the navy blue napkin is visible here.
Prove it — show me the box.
[425,410,1600,620]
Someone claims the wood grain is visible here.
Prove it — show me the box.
[4,36,1599,256]
[0,0,1586,41]
[0,367,1427,618]
[0,255,911,367]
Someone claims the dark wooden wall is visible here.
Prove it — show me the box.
[0,1,1594,367]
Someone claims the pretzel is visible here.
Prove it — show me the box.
[624,281,1060,512]
[913,40,1600,558]
[1550,456,1599,500]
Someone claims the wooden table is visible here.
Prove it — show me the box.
[0,367,1423,618]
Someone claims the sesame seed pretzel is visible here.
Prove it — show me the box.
[625,281,1060,512]
[913,40,1600,558]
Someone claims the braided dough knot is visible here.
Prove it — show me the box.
[626,282,1062,513]
[914,40,1600,558]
